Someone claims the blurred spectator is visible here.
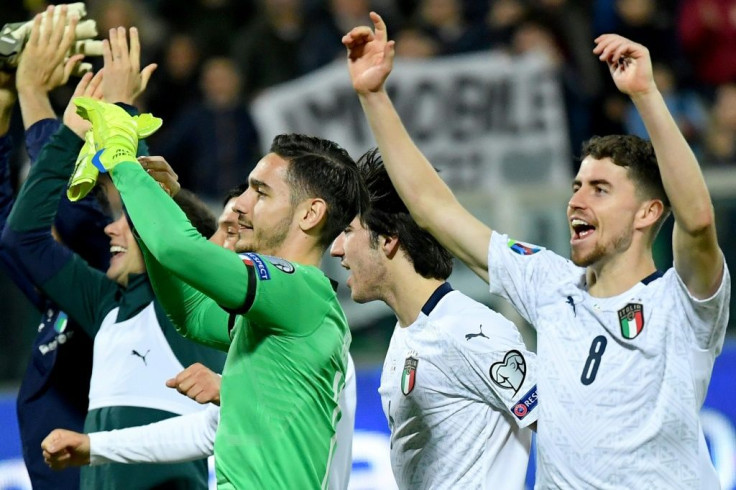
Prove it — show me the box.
[704,83,736,165]
[479,0,529,50]
[231,0,343,100]
[411,0,487,54]
[511,10,598,164]
[625,63,708,157]
[145,33,203,124]
[530,0,600,93]
[155,0,254,57]
[613,0,683,73]
[394,25,441,58]
[90,0,165,56]
[328,0,373,33]
[154,57,260,203]
[679,0,736,87]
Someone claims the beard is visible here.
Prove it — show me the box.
[234,214,292,255]
[571,227,633,267]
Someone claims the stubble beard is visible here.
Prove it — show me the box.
[234,214,292,255]
[571,228,633,268]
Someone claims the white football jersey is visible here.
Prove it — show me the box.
[379,282,537,489]
[487,232,731,489]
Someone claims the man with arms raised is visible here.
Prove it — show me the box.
[42,182,358,490]
[73,96,367,488]
[330,149,537,488]
[344,14,729,488]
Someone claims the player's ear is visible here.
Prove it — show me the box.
[382,234,400,259]
[634,198,664,232]
[298,198,328,233]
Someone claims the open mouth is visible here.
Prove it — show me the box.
[570,218,595,241]
[110,245,127,258]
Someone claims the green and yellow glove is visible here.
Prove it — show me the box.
[67,97,162,201]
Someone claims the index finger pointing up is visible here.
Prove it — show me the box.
[370,11,388,42]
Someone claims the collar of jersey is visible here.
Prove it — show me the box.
[421,282,454,316]
[116,272,155,322]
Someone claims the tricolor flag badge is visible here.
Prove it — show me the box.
[507,239,541,256]
[401,355,418,396]
[618,303,644,339]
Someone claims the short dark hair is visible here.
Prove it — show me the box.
[358,148,453,280]
[270,134,368,249]
[174,189,218,238]
[581,135,670,208]
[222,183,248,208]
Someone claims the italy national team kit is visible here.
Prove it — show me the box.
[380,282,538,489]
[487,231,730,489]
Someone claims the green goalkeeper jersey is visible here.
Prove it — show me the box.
[217,253,350,489]
[110,162,351,489]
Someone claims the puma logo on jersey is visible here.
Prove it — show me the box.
[465,324,489,341]
[131,349,150,366]
[566,296,576,316]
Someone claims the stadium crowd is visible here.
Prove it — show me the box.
[3,0,736,197]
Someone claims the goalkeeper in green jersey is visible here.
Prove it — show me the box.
[75,97,368,489]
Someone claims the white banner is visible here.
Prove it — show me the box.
[251,51,570,192]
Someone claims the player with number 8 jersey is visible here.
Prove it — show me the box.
[344,13,730,490]
[487,235,729,487]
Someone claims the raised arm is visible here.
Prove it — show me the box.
[1,73,119,333]
[0,70,45,305]
[344,13,492,281]
[138,237,233,350]
[71,28,246,344]
[594,34,723,298]
[15,5,83,130]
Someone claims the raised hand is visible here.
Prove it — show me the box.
[16,5,84,95]
[593,34,655,98]
[102,26,157,105]
[41,428,91,470]
[166,362,221,406]
[342,12,395,95]
[63,69,104,137]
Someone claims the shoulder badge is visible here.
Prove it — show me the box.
[507,239,541,256]
[490,350,526,394]
[263,255,295,274]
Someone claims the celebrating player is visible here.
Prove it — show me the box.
[344,13,730,488]
[1,26,225,489]
[42,183,358,489]
[330,149,537,488]
[73,94,368,488]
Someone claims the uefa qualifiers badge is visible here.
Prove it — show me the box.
[401,353,418,396]
[490,350,526,395]
[618,303,644,339]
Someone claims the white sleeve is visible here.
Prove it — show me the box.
[445,301,539,428]
[89,404,219,465]
[672,258,731,352]
[329,355,356,490]
[487,231,576,326]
